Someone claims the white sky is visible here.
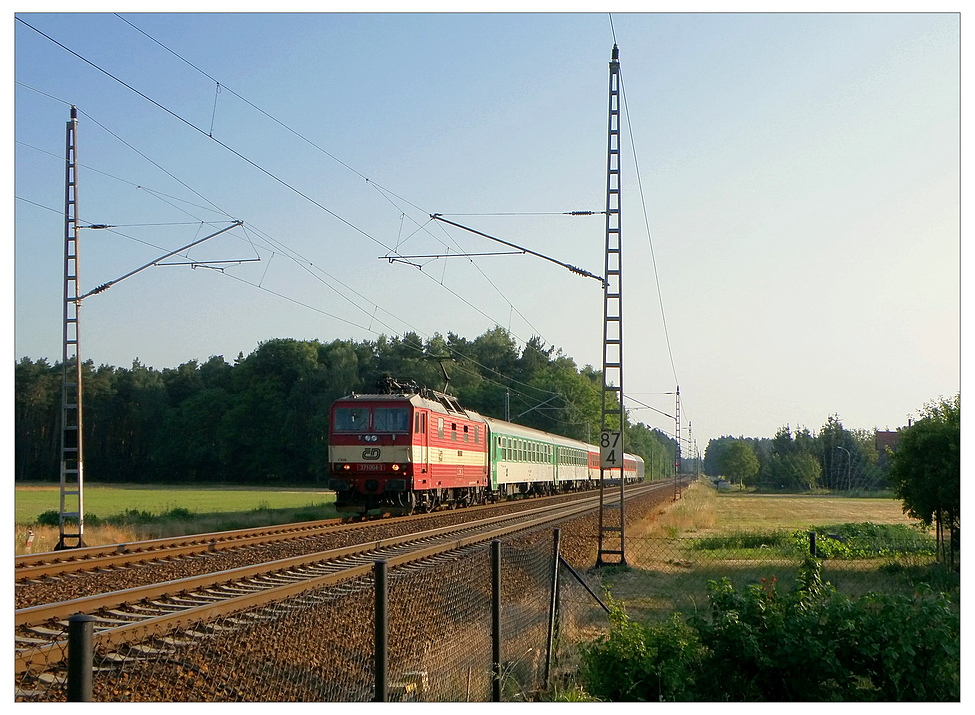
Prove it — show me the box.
[8,7,964,449]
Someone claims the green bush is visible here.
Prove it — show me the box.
[35,510,60,527]
[579,558,959,701]
[580,599,703,701]
[794,523,936,559]
[693,529,791,551]
[106,508,157,525]
[34,510,102,527]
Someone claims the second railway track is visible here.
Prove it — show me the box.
[15,481,672,676]
[15,486,620,584]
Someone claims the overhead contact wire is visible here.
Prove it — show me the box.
[16,16,395,254]
[618,67,679,389]
[112,14,561,351]
[19,18,581,411]
[114,12,429,219]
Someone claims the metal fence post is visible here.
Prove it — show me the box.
[374,560,388,702]
[544,528,561,690]
[492,539,501,703]
[809,530,817,557]
[67,614,97,702]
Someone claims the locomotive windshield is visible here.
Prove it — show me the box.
[332,405,410,433]
[332,406,370,432]
[373,407,410,433]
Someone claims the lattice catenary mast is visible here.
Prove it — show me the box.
[58,106,84,549]
[674,385,682,501]
[596,45,626,567]
[53,107,242,548]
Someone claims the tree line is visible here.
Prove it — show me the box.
[702,395,960,567]
[14,328,679,486]
[703,416,889,492]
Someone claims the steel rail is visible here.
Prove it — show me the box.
[14,482,666,675]
[15,486,616,580]
[16,487,653,628]
[15,518,341,563]
[14,517,367,581]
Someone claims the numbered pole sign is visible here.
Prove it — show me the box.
[600,430,622,469]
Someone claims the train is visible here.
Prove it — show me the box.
[326,381,644,515]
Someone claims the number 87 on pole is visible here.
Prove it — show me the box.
[600,430,622,470]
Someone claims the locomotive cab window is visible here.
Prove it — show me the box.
[374,407,410,433]
[333,407,370,432]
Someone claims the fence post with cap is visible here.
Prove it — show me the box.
[67,614,97,701]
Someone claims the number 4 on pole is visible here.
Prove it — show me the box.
[600,430,622,469]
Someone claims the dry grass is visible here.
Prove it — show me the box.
[14,506,341,555]
[14,483,339,555]
[15,523,143,555]
[635,479,913,539]
[629,481,717,539]
[708,491,914,532]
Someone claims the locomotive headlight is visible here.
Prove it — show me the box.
[391,464,400,471]
[342,464,351,471]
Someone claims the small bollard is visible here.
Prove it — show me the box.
[67,614,98,701]
[25,529,35,553]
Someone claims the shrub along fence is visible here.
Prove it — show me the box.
[16,525,949,702]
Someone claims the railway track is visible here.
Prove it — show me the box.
[15,487,611,582]
[16,516,354,581]
[15,481,669,676]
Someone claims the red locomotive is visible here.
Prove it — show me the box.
[327,381,645,515]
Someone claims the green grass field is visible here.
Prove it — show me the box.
[15,482,337,525]
[709,491,915,530]
[593,481,946,622]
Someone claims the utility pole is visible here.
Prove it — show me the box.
[597,45,626,568]
[58,106,84,549]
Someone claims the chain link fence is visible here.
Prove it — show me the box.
[552,527,942,674]
[15,521,941,702]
